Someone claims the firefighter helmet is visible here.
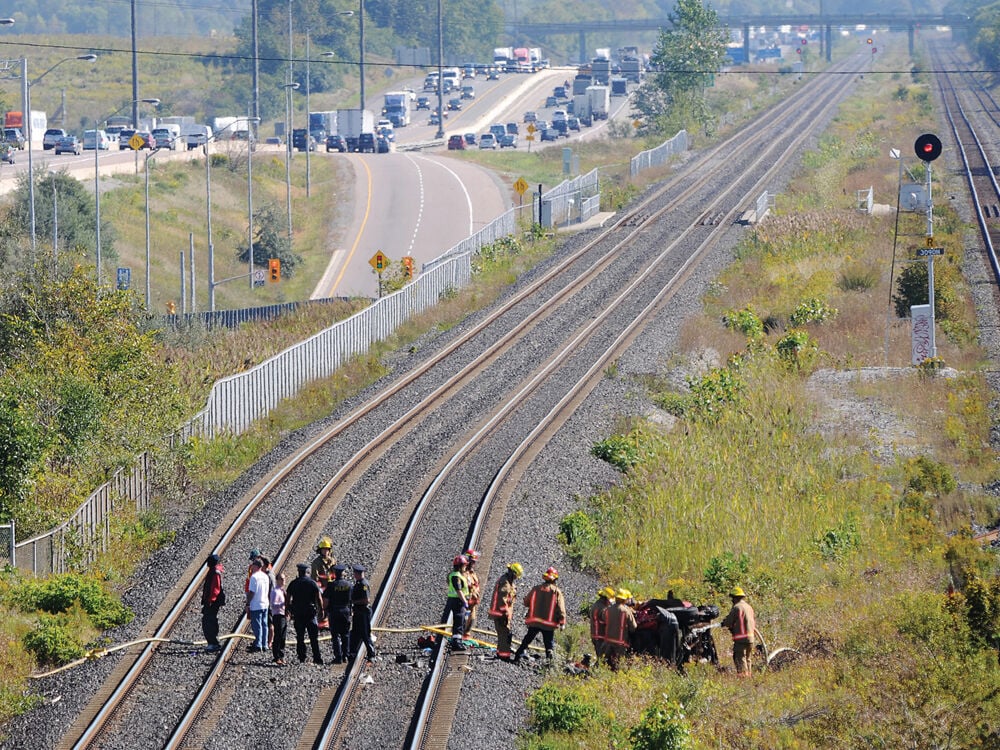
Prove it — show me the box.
[617,588,632,600]
[543,566,559,582]
[453,555,469,567]
[600,586,615,599]
[317,537,333,551]
[730,586,746,598]
[464,549,480,562]
[507,562,524,578]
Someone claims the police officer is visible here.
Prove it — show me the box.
[323,563,353,664]
[285,562,324,664]
[350,564,377,661]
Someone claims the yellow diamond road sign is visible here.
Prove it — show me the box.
[526,123,537,134]
[513,177,529,195]
[128,133,145,151]
[369,251,387,272]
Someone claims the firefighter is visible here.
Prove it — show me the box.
[445,555,470,642]
[589,587,615,660]
[462,549,482,638]
[311,537,337,583]
[488,562,523,660]
[350,564,377,661]
[323,563,352,664]
[512,566,566,663]
[603,588,637,670]
[721,586,756,677]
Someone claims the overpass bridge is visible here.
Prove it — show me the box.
[510,13,969,64]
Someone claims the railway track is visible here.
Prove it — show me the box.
[57,52,867,750]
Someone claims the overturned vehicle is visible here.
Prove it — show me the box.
[631,599,720,671]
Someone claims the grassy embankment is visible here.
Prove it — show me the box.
[518,40,1000,750]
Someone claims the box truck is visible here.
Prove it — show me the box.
[337,108,375,152]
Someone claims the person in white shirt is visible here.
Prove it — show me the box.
[245,559,270,653]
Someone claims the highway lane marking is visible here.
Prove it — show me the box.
[402,154,426,257]
[328,154,374,296]
[413,154,474,237]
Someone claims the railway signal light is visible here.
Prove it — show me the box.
[268,258,281,282]
[914,133,942,162]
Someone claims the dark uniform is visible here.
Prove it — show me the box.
[285,562,324,664]
[323,564,352,663]
[350,564,377,661]
[201,553,224,652]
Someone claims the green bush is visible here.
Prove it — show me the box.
[10,573,133,630]
[655,391,690,418]
[22,613,87,666]
[527,683,598,733]
[722,305,764,339]
[814,516,860,560]
[629,696,692,750]
[775,329,818,370]
[838,263,879,292]
[789,297,838,326]
[560,510,601,553]
[703,552,750,594]
[591,434,642,471]
[687,366,743,420]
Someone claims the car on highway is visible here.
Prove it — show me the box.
[545,95,558,107]
[499,133,518,149]
[462,65,476,79]
[463,132,477,146]
[118,129,157,150]
[292,128,318,152]
[447,98,462,111]
[505,122,519,135]
[460,85,475,100]
[416,96,431,110]
[54,135,82,155]
[3,128,25,149]
[0,143,14,164]
[540,128,559,142]
[568,116,581,131]
[487,68,500,80]
[553,85,568,100]
[326,134,347,152]
[447,134,466,150]
[151,127,178,150]
[83,129,111,150]
[478,133,497,150]
[523,111,537,123]
[376,135,391,153]
[42,128,67,150]
[489,123,506,140]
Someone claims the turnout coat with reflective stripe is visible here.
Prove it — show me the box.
[722,599,756,643]
[603,602,637,647]
[489,574,516,619]
[523,583,566,630]
[589,598,611,641]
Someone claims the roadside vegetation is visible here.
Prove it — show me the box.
[524,38,1000,750]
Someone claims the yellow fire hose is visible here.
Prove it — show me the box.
[29,623,543,678]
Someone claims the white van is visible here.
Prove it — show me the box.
[82,129,111,150]
[182,123,213,150]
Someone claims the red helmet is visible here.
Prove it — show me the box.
[453,555,469,567]
[464,549,480,562]
[543,566,559,581]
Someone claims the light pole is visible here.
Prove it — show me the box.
[204,114,260,311]
[283,82,299,245]
[247,105,256,292]
[144,146,159,309]
[95,97,159,286]
[23,53,97,255]
[435,0,444,139]
[359,0,366,111]
[306,28,311,198]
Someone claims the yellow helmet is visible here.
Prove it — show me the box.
[616,588,631,600]
[600,586,616,599]
[730,586,746,598]
[317,537,333,550]
[508,562,524,578]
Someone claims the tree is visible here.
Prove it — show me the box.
[635,0,728,135]
[237,203,303,278]
[0,169,116,271]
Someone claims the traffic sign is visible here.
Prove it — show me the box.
[128,133,145,151]
[513,177,529,195]
[525,134,535,141]
[917,247,944,256]
[526,123,537,134]
[116,267,131,291]
[369,251,387,272]
[926,235,934,247]
[253,269,266,287]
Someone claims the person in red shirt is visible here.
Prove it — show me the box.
[201,553,225,653]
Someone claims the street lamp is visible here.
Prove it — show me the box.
[95,97,159,286]
[24,53,97,255]
[283,82,299,245]
[359,0,366,111]
[306,28,311,198]
[204,114,261,311]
